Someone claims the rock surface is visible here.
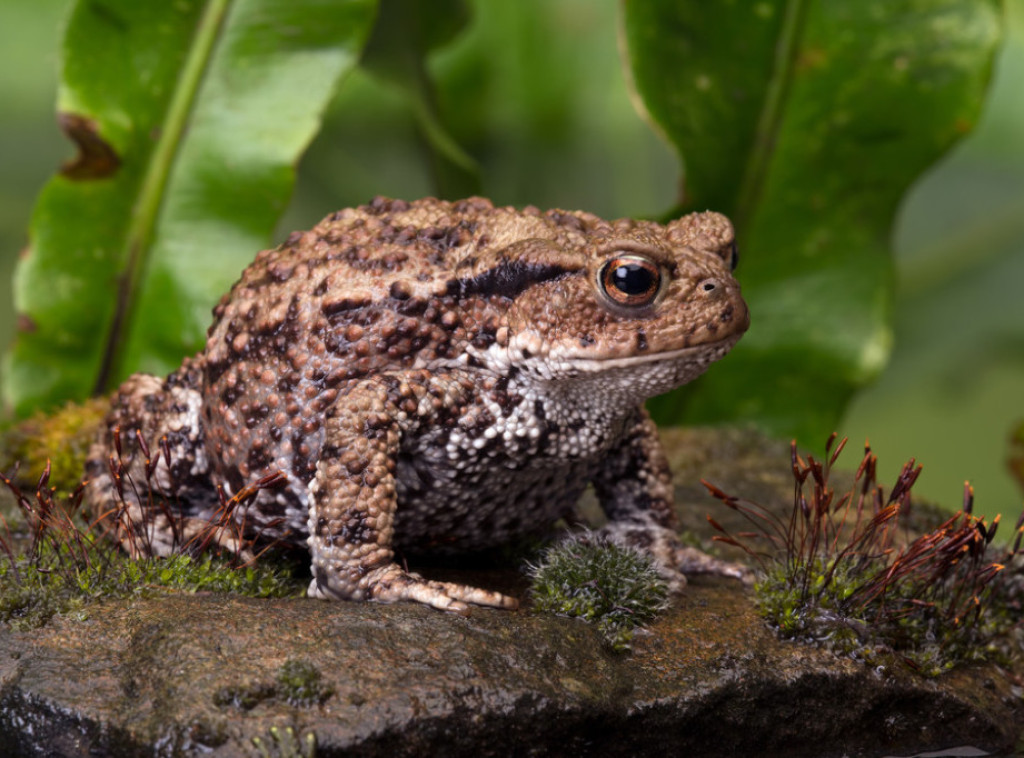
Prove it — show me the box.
[0,428,1021,757]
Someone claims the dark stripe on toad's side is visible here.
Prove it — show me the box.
[322,295,373,318]
[447,261,575,300]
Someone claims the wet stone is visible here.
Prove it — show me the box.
[0,428,1021,757]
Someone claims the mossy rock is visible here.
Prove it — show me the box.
[0,428,1018,756]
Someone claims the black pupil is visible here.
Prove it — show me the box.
[612,263,654,295]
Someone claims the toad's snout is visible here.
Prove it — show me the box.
[696,277,728,298]
[697,277,750,336]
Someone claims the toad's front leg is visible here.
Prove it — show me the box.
[591,408,749,588]
[306,372,518,614]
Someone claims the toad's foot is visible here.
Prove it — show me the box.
[308,564,519,615]
[672,545,754,585]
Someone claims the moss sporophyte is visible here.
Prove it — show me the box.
[704,434,1024,676]
[0,448,302,630]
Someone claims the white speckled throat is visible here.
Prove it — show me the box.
[464,332,742,411]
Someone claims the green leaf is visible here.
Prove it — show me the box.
[359,0,479,198]
[4,0,378,416]
[624,0,1003,441]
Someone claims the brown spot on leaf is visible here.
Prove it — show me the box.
[58,113,120,180]
[16,314,37,333]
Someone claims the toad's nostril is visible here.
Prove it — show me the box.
[699,279,719,294]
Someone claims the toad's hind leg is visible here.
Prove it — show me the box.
[306,373,519,613]
[86,369,225,557]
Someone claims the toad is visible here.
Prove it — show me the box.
[86,196,749,613]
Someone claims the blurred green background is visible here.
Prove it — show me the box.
[1,0,1022,519]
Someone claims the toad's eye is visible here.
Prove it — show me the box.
[598,255,663,308]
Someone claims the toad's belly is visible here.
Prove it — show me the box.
[390,454,594,554]
[218,420,603,553]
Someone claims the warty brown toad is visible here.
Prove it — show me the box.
[86,196,749,613]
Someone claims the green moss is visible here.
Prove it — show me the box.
[752,551,1002,676]
[212,681,277,711]
[1,421,307,629]
[977,553,1024,665]
[275,660,333,706]
[0,540,303,630]
[528,534,669,651]
[214,660,332,712]
[0,398,107,496]
[707,436,1022,676]
[251,726,317,758]
[0,563,86,631]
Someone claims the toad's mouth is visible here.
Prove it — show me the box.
[536,333,745,376]
[553,331,745,372]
